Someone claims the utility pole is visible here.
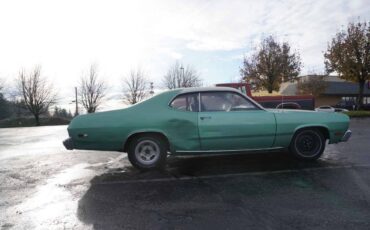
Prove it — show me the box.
[180,66,184,79]
[149,82,154,96]
[74,87,79,117]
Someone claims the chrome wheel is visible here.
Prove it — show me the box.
[134,140,160,165]
[294,130,323,158]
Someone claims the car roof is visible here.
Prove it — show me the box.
[170,86,265,110]
[177,86,241,94]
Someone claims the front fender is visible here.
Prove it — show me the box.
[294,124,330,138]
[272,110,348,147]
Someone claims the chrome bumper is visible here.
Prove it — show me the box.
[63,138,74,150]
[341,130,352,142]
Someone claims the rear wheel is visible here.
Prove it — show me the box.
[289,129,326,160]
[127,135,167,170]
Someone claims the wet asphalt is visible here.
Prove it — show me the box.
[0,119,370,229]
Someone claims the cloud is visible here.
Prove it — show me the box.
[230,54,245,61]
[0,0,369,110]
[158,48,183,60]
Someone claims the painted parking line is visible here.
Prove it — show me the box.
[94,164,370,185]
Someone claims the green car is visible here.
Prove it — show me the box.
[63,87,351,170]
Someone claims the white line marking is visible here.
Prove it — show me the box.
[94,164,370,185]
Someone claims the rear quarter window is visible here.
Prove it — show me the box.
[169,93,199,112]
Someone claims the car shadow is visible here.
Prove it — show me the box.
[88,150,338,184]
[77,151,341,229]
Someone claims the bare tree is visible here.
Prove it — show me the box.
[17,66,57,126]
[324,21,370,109]
[79,65,106,113]
[123,68,148,104]
[0,78,10,120]
[0,78,4,102]
[297,75,328,97]
[163,62,202,89]
[0,79,3,106]
[240,36,302,93]
[0,78,3,92]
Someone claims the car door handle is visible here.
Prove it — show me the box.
[200,116,212,120]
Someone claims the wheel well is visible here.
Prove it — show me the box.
[123,132,170,152]
[295,126,330,140]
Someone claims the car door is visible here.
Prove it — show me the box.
[198,91,276,151]
[167,92,201,151]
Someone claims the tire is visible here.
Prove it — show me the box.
[289,129,326,161]
[127,134,167,170]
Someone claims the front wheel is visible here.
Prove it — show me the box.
[289,129,326,161]
[127,135,167,170]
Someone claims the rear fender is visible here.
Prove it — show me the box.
[122,129,173,153]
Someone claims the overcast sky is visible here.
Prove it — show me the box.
[0,0,369,109]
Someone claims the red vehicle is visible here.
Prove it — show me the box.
[216,82,315,110]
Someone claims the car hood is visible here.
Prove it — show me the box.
[267,108,350,123]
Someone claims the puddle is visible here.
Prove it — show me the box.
[323,143,347,162]
[11,163,94,228]
[8,154,126,229]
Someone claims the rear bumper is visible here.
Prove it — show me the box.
[341,130,352,142]
[63,138,74,150]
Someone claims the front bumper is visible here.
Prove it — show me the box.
[341,130,352,142]
[63,138,74,150]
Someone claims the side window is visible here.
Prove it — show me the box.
[227,92,258,111]
[201,92,257,112]
[170,93,199,112]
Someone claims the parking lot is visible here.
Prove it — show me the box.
[1,119,370,229]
